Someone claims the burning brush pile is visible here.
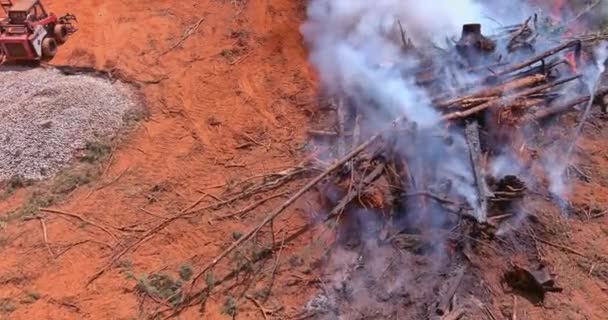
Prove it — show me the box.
[298,0,608,319]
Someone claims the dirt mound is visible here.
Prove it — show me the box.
[0,67,137,180]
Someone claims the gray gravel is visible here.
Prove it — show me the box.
[0,67,136,180]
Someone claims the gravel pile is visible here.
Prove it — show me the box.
[0,67,137,180]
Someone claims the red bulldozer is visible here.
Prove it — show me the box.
[0,0,76,63]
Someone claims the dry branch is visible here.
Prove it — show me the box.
[161,224,313,319]
[86,167,306,285]
[493,40,580,77]
[186,116,406,289]
[437,74,546,108]
[442,74,581,120]
[528,87,608,121]
[214,191,289,221]
[325,163,385,222]
[160,17,206,56]
[38,217,54,258]
[40,208,119,243]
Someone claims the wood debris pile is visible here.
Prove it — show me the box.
[312,21,606,231]
[302,19,608,318]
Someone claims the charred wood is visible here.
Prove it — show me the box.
[465,120,493,223]
[527,86,608,121]
[492,40,581,78]
[436,74,547,109]
[324,163,385,222]
[443,74,581,120]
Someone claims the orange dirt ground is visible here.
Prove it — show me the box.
[0,0,607,319]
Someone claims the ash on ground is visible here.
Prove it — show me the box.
[0,67,137,180]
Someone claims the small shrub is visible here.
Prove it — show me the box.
[232,231,243,240]
[122,107,148,124]
[222,296,237,317]
[4,175,33,193]
[78,141,111,164]
[253,287,271,301]
[178,264,193,281]
[18,191,56,218]
[52,171,94,194]
[135,273,183,306]
[0,298,16,313]
[253,247,272,260]
[205,272,216,291]
[1,175,34,200]
[21,291,41,304]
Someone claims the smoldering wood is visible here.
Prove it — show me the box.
[464,120,492,223]
[307,129,339,137]
[443,74,582,120]
[492,40,581,77]
[436,74,547,109]
[527,87,608,121]
[435,266,467,316]
[337,97,347,157]
[324,163,386,222]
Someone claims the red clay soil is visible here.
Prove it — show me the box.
[0,0,317,319]
[0,0,607,319]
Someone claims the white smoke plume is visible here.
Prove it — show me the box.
[300,0,516,218]
[546,41,608,201]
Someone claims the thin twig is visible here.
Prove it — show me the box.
[38,217,54,258]
[529,233,588,258]
[568,0,601,25]
[160,16,206,56]
[87,167,305,285]
[138,207,169,219]
[40,208,119,243]
[245,295,270,320]
[86,166,130,199]
[265,231,287,303]
[54,239,114,257]
[185,116,398,289]
[85,193,210,285]
[163,224,311,319]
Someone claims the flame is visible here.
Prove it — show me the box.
[565,51,577,72]
[551,0,566,20]
[545,0,580,72]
